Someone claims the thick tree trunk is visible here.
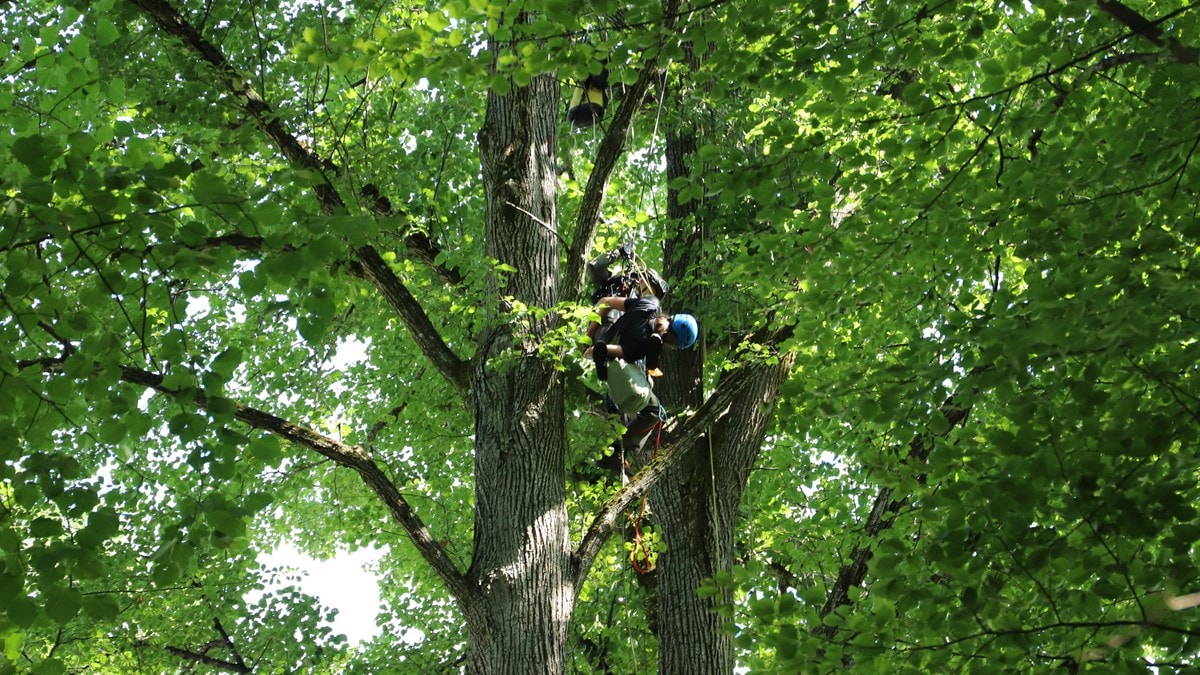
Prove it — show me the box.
[649,124,795,673]
[467,52,571,672]
[652,361,791,674]
[661,129,706,408]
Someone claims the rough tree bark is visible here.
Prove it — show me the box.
[645,117,796,673]
[127,1,798,671]
[466,30,571,672]
[653,358,793,675]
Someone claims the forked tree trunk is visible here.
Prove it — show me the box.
[467,51,571,672]
[650,126,795,674]
[651,360,793,674]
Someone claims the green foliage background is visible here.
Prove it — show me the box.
[1,0,1198,671]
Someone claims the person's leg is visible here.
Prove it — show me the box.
[639,268,669,298]
[607,358,656,413]
[587,308,617,342]
[597,395,663,481]
[589,320,618,380]
[621,394,666,463]
[587,249,624,339]
[588,249,621,288]
[588,243,634,295]
[592,340,609,381]
[584,245,633,361]
[595,440,625,476]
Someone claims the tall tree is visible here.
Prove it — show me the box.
[2,0,1199,673]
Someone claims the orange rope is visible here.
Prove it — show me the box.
[626,420,663,574]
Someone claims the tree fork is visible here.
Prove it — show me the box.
[562,0,685,300]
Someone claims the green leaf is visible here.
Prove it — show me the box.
[2,628,23,662]
[80,595,120,621]
[206,396,238,418]
[426,11,449,31]
[168,413,207,442]
[11,135,54,177]
[297,315,329,343]
[77,508,119,549]
[6,599,37,629]
[44,587,81,625]
[249,435,283,463]
[95,18,120,47]
[0,573,21,605]
[29,517,63,538]
[750,598,775,618]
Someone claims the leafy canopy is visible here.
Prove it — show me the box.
[2,0,1199,672]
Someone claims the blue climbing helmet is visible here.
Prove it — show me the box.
[670,314,699,350]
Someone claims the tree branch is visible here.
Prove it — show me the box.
[164,645,251,674]
[571,363,760,589]
[562,0,685,299]
[128,0,471,397]
[103,362,473,601]
[124,237,469,398]
[897,618,1200,652]
[164,617,251,674]
[210,618,249,672]
[127,0,341,204]
[1096,0,1200,65]
[354,246,472,398]
[813,375,977,637]
[1028,51,1160,159]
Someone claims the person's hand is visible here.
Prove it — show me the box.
[648,333,663,353]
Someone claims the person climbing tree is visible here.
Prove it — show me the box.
[585,242,669,343]
[583,244,699,475]
[585,243,695,378]
[591,294,697,381]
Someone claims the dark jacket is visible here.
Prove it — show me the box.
[608,296,663,368]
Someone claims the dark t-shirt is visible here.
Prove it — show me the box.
[610,296,661,363]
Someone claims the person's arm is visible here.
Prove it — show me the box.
[597,296,627,313]
[645,336,662,371]
[586,343,625,357]
[587,296,624,343]
[583,342,625,358]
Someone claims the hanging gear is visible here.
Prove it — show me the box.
[589,243,668,303]
[625,419,664,574]
[591,273,637,304]
[643,268,669,297]
[608,358,653,415]
[567,68,609,128]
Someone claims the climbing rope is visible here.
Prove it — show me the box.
[625,418,663,574]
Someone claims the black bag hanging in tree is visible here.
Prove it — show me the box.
[567,68,608,128]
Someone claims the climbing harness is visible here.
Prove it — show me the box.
[590,247,669,304]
